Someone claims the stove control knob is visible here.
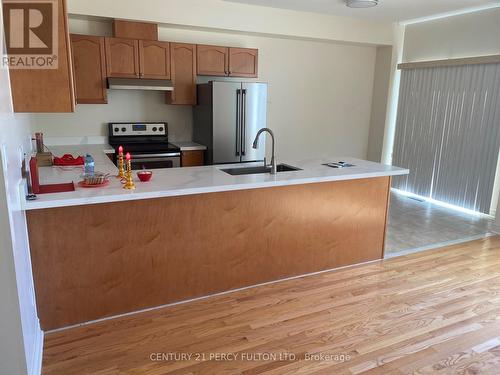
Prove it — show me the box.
[159,127,164,132]
[121,127,126,132]
[152,127,157,132]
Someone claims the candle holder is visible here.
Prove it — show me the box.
[123,153,135,190]
[117,146,125,180]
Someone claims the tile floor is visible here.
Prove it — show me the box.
[385,190,497,256]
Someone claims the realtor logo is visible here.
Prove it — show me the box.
[2,0,58,69]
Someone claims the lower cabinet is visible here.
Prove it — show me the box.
[181,150,204,167]
[26,177,390,329]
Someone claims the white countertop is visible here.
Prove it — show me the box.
[25,144,409,210]
[171,141,207,151]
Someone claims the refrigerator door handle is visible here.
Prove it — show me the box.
[235,89,241,156]
[241,89,247,156]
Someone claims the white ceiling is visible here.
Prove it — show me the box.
[224,0,500,23]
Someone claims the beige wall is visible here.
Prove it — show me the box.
[403,8,500,62]
[27,18,379,161]
[367,46,392,162]
[0,73,29,375]
[381,24,405,165]
[0,7,42,375]
[67,0,393,45]
[21,90,193,143]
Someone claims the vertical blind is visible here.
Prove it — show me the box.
[392,63,500,214]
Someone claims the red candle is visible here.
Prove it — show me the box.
[118,145,123,154]
[126,152,131,161]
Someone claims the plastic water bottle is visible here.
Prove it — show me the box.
[84,154,94,175]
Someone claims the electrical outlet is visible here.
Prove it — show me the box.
[27,134,34,154]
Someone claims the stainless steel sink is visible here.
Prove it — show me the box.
[276,164,301,172]
[222,163,301,176]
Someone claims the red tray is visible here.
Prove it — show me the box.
[53,154,84,166]
[77,180,110,188]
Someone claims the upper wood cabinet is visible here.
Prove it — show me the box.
[71,35,107,104]
[197,45,228,76]
[197,46,258,78]
[139,41,170,79]
[166,43,197,105]
[7,0,75,112]
[105,37,140,78]
[113,20,158,41]
[229,48,258,78]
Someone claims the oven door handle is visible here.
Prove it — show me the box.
[131,152,181,158]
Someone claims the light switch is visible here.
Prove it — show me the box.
[18,145,24,166]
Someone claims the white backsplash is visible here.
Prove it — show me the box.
[43,135,108,146]
[17,90,194,145]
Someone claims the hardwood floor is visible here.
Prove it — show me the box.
[43,236,500,374]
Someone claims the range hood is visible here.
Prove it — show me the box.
[107,77,174,91]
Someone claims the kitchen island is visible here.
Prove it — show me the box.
[25,145,408,330]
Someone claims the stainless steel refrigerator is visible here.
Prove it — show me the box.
[193,81,267,164]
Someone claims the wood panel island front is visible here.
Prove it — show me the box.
[25,147,408,330]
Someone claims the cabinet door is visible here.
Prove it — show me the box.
[181,150,205,167]
[229,48,258,78]
[139,40,170,79]
[104,37,140,78]
[166,43,197,105]
[7,0,75,112]
[197,45,228,76]
[71,35,107,104]
[113,20,158,41]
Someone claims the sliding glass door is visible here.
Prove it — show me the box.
[392,63,500,214]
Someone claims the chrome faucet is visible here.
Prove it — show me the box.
[252,128,276,174]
